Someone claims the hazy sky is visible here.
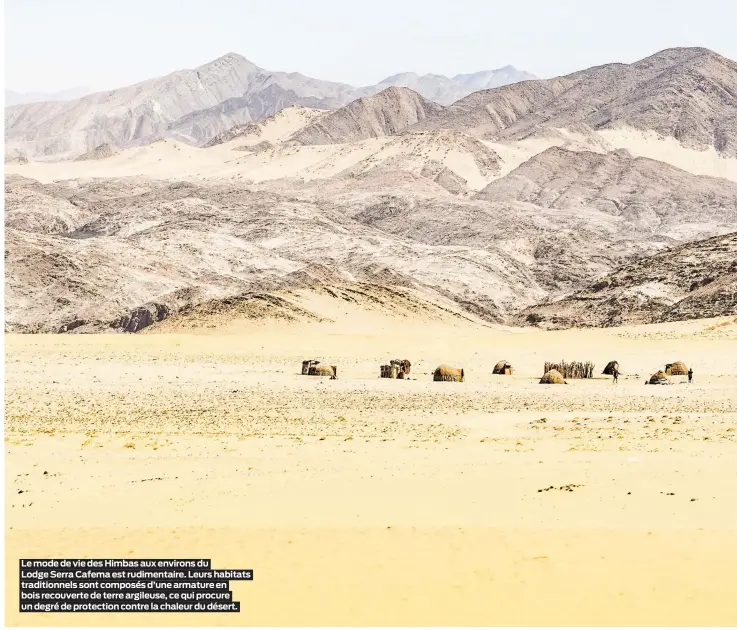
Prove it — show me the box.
[5,0,737,92]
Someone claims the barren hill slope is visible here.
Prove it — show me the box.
[517,232,737,328]
[411,47,737,156]
[165,85,337,146]
[476,146,737,236]
[203,106,328,148]
[141,284,480,333]
[290,87,444,145]
[4,176,547,333]
[7,159,735,334]
[5,54,260,159]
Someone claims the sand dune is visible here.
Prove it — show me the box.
[598,127,737,181]
[4,130,504,191]
[206,105,329,148]
[8,121,737,191]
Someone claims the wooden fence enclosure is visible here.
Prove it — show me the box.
[544,360,595,379]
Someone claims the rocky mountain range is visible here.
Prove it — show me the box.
[409,47,737,155]
[367,66,537,105]
[5,135,737,332]
[4,54,534,159]
[4,46,737,332]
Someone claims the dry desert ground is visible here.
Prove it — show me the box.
[5,304,737,626]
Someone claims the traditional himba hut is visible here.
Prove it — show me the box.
[492,360,514,375]
[433,365,464,382]
[602,361,619,375]
[301,360,320,375]
[665,361,688,376]
[539,369,566,384]
[392,359,411,378]
[648,370,668,385]
[380,359,411,379]
[308,364,337,379]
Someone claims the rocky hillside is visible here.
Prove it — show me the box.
[3,175,541,332]
[203,106,327,148]
[5,54,257,158]
[6,161,736,333]
[517,232,737,328]
[411,47,737,155]
[166,84,337,146]
[290,88,444,145]
[476,147,737,237]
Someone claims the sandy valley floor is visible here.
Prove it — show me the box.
[5,311,737,626]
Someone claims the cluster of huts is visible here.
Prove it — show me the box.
[380,359,412,379]
[646,361,689,385]
[299,358,690,385]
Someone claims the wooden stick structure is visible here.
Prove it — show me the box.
[544,360,595,379]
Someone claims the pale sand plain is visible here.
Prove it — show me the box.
[5,305,737,626]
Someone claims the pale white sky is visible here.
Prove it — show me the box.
[5,0,737,93]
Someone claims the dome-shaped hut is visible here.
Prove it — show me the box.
[308,364,337,379]
[492,360,514,375]
[665,361,688,376]
[391,359,411,378]
[648,370,668,385]
[602,361,619,375]
[539,369,566,384]
[433,365,464,382]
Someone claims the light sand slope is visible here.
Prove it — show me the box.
[5,314,737,625]
[598,127,737,181]
[206,106,329,148]
[8,123,737,188]
[4,131,503,192]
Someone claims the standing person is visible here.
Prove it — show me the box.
[688,368,693,384]
[612,367,619,384]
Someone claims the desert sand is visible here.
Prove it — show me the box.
[4,302,737,626]
[7,118,737,189]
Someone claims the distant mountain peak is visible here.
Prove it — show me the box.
[196,52,260,73]
[5,86,92,106]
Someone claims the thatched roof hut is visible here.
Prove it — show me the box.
[492,360,514,375]
[381,359,411,379]
[602,360,619,375]
[308,364,337,379]
[380,364,399,379]
[301,359,320,375]
[391,359,411,376]
[539,369,566,384]
[648,370,668,385]
[433,365,464,382]
[665,361,688,376]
